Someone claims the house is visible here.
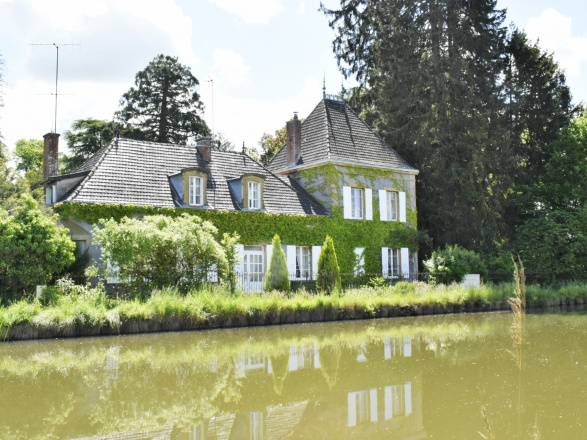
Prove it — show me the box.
[43,92,419,289]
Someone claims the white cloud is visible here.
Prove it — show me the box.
[213,49,251,85]
[207,0,284,24]
[525,8,587,77]
[297,1,306,14]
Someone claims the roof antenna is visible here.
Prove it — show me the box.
[322,71,326,99]
[242,141,245,154]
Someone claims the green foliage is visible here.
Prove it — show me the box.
[62,119,147,173]
[258,125,287,166]
[424,245,488,285]
[211,131,235,152]
[14,139,43,173]
[264,234,290,292]
[220,232,240,293]
[0,145,24,212]
[317,235,341,293]
[483,251,515,284]
[93,214,229,294]
[0,195,75,299]
[116,54,209,144]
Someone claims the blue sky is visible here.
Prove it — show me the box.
[0,0,586,155]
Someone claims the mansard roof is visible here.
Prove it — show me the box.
[267,97,417,173]
[58,138,328,216]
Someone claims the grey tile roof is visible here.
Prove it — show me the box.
[267,98,417,172]
[62,138,328,216]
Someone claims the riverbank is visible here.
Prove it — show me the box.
[2,281,586,342]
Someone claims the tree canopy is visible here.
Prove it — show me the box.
[116,54,210,144]
[14,139,43,173]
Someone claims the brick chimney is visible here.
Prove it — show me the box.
[196,137,212,161]
[286,112,302,167]
[43,133,60,180]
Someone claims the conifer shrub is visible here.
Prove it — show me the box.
[317,235,341,294]
[264,234,290,292]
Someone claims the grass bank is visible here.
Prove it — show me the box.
[1,281,586,342]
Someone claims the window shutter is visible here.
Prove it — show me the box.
[343,186,352,219]
[370,388,378,422]
[365,188,373,220]
[265,244,273,273]
[379,190,387,221]
[401,248,410,278]
[286,245,296,280]
[312,245,321,280]
[399,191,407,223]
[234,244,244,274]
[381,247,389,278]
[188,177,194,205]
[348,393,357,427]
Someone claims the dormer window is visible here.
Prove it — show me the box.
[189,176,204,206]
[248,181,260,209]
[241,173,266,211]
[181,167,209,207]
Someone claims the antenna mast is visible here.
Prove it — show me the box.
[30,42,80,133]
[206,76,214,137]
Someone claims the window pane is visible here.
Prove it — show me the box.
[249,181,260,209]
[351,188,363,219]
[388,191,398,221]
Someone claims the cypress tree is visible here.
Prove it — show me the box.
[264,234,290,292]
[317,235,341,294]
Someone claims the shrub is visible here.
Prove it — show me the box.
[424,244,488,284]
[94,213,229,293]
[0,195,75,300]
[317,235,341,294]
[264,234,290,292]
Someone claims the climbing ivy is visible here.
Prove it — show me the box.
[55,172,418,274]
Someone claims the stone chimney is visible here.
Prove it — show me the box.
[196,137,212,161]
[43,132,60,180]
[286,112,302,167]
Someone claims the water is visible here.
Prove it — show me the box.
[1,311,586,439]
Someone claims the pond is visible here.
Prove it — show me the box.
[1,311,586,439]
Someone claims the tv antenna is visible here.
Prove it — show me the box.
[30,42,81,133]
[206,75,214,137]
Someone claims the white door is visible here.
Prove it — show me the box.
[243,246,264,293]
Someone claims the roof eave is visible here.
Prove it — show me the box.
[272,158,419,175]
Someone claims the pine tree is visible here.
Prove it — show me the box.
[264,234,290,292]
[317,235,341,294]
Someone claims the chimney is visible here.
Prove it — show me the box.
[43,132,60,180]
[196,137,212,161]
[286,112,302,167]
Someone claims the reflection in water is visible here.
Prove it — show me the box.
[1,312,587,439]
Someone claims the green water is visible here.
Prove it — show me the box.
[1,312,586,439]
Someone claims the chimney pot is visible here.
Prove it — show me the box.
[196,137,212,161]
[43,132,60,180]
[286,113,302,167]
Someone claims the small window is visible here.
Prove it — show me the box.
[387,191,398,221]
[351,187,364,219]
[188,176,204,206]
[248,181,261,209]
[295,246,310,279]
[387,248,400,278]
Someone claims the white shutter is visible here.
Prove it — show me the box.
[370,388,378,422]
[314,343,321,368]
[384,386,393,420]
[379,189,387,221]
[399,191,407,223]
[234,244,244,274]
[405,383,412,416]
[265,244,273,273]
[286,245,297,280]
[401,248,410,278]
[343,186,352,219]
[365,188,373,220]
[348,392,357,427]
[381,247,388,278]
[312,245,321,280]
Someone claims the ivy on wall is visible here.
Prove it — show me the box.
[55,165,419,274]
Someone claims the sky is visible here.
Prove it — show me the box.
[0,0,586,156]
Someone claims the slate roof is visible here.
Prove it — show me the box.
[267,98,417,172]
[60,138,329,216]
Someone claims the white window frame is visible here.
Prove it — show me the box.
[248,181,261,210]
[387,191,398,221]
[188,175,204,206]
[295,246,310,279]
[351,187,364,219]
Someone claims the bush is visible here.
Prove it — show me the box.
[483,251,515,284]
[0,195,75,300]
[317,235,341,294]
[424,244,488,284]
[264,234,290,292]
[94,213,229,293]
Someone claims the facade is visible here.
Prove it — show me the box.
[44,94,419,289]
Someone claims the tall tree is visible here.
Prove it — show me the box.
[62,118,147,172]
[0,144,24,212]
[14,139,43,173]
[323,0,510,253]
[258,125,286,166]
[116,54,209,144]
